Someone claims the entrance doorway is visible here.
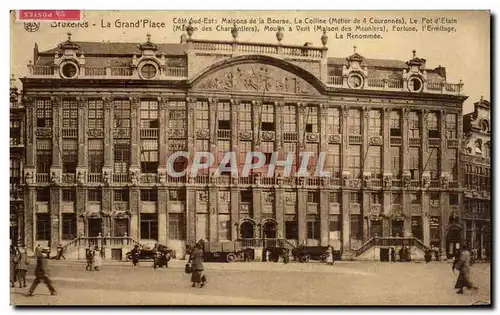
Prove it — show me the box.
[88,218,102,237]
[240,220,255,239]
[446,224,462,258]
[113,218,129,237]
[262,220,277,239]
[369,219,382,238]
[392,219,404,237]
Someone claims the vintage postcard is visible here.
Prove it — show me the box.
[9,10,490,306]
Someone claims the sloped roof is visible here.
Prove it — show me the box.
[41,41,186,56]
[327,57,408,69]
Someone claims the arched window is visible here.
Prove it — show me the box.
[484,142,491,158]
[475,139,482,154]
[481,120,489,133]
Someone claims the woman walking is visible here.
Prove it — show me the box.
[16,247,29,288]
[325,246,334,265]
[188,243,206,288]
[453,245,478,294]
[93,246,102,271]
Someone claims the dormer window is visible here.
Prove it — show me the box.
[140,64,158,80]
[408,76,423,92]
[481,120,489,133]
[60,62,78,79]
[348,73,364,89]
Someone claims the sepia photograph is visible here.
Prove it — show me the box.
[8,9,491,306]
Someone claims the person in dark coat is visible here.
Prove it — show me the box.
[85,247,94,271]
[390,247,396,263]
[398,247,404,262]
[188,244,206,288]
[282,248,289,264]
[26,248,57,296]
[10,246,18,287]
[56,244,66,260]
[16,247,29,288]
[453,245,478,294]
[131,245,140,267]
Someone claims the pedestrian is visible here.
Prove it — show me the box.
[282,248,289,264]
[56,244,66,260]
[188,243,206,288]
[424,249,432,263]
[93,246,102,271]
[16,247,29,288]
[131,244,140,267]
[152,243,159,269]
[325,246,334,265]
[453,245,478,294]
[10,245,18,287]
[398,247,404,262]
[390,247,396,263]
[85,247,94,271]
[26,247,57,296]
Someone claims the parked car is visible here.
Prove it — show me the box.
[292,246,329,263]
[126,245,174,262]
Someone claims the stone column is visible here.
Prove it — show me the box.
[275,186,284,239]
[158,97,168,170]
[103,97,114,168]
[253,187,262,237]
[157,187,168,245]
[102,187,112,236]
[382,192,391,237]
[362,191,370,240]
[129,188,140,240]
[24,188,36,253]
[422,193,430,244]
[186,186,196,243]
[76,186,86,237]
[320,190,329,246]
[208,187,218,241]
[76,97,88,171]
[129,97,141,171]
[49,186,61,250]
[297,187,307,245]
[382,108,391,237]
[439,110,447,174]
[230,187,239,240]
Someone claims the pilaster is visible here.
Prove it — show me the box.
[25,97,36,168]
[103,97,113,167]
[319,190,329,246]
[186,186,196,243]
[208,98,218,174]
[382,108,391,172]
[275,187,284,239]
[158,97,168,168]
[208,187,218,241]
[421,193,430,243]
[130,97,140,168]
[230,187,239,240]
[362,191,370,240]
[297,188,307,245]
[157,187,167,244]
[49,186,61,249]
[402,108,410,172]
[76,186,86,237]
[51,96,62,168]
[24,188,36,253]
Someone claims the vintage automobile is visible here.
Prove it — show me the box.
[126,245,175,262]
[292,246,329,263]
[187,239,243,263]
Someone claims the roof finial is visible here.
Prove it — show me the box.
[10,74,16,89]
[353,45,357,54]
[480,95,484,101]
[67,32,72,41]
[147,33,151,42]
[412,49,416,58]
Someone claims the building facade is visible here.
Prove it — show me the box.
[461,97,491,259]
[18,28,468,258]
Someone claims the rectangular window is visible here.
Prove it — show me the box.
[88,139,104,173]
[140,213,158,240]
[239,103,252,132]
[390,110,401,136]
[329,191,341,203]
[168,100,187,129]
[329,214,341,232]
[427,112,440,138]
[260,104,275,131]
[369,109,382,135]
[88,189,102,202]
[114,189,129,202]
[430,216,440,245]
[307,191,319,203]
[35,99,52,128]
[168,213,186,240]
[348,109,361,134]
[114,140,130,174]
[348,145,361,178]
[350,214,363,240]
[283,105,297,133]
[141,189,158,202]
[327,144,341,178]
[36,214,51,240]
[285,220,298,240]
[218,214,231,241]
[88,99,104,129]
[409,147,420,180]
[218,140,231,166]
[391,146,401,178]
[327,107,340,134]
[446,113,457,139]
[449,193,459,205]
[140,100,158,128]
[284,191,297,204]
[114,99,131,128]
[305,105,318,133]
[428,149,440,179]
[37,188,50,202]
[10,120,22,146]
[36,139,52,174]
[62,213,76,240]
[62,139,78,173]
[448,148,457,180]
[367,146,381,177]
[240,190,253,203]
[62,99,78,128]
[409,111,420,138]
[305,142,318,171]
[217,101,231,130]
[261,141,274,165]
[169,189,186,201]
[62,189,76,202]
[195,100,209,129]
[140,139,158,173]
[307,219,320,239]
[410,193,421,205]
[350,192,361,204]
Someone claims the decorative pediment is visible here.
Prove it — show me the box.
[195,63,319,95]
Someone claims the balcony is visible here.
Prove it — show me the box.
[237,177,253,185]
[85,66,106,76]
[428,138,441,147]
[113,173,128,183]
[62,128,77,138]
[328,76,343,86]
[367,78,385,88]
[217,129,231,139]
[110,67,133,76]
[36,173,49,183]
[29,65,188,79]
[261,177,276,186]
[371,178,382,188]
[447,139,459,148]
[283,132,298,142]
[140,128,158,138]
[430,180,440,188]
[330,178,342,186]
[390,137,402,146]
[88,173,102,183]
[194,175,209,184]
[167,175,186,184]
[140,173,158,184]
[449,181,459,188]
[306,177,321,186]
[409,138,421,146]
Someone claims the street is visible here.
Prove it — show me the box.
[11,259,490,306]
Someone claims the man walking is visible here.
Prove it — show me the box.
[453,245,478,294]
[56,244,66,260]
[16,247,29,288]
[26,248,56,296]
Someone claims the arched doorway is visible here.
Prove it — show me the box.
[240,220,255,239]
[446,223,463,258]
[262,219,277,239]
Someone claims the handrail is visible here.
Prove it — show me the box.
[355,237,431,256]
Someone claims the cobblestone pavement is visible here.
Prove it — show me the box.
[11,259,490,306]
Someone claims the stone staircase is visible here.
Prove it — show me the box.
[61,236,144,260]
[354,237,430,261]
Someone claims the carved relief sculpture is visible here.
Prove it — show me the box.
[422,171,431,189]
[342,171,350,186]
[402,171,411,189]
[440,172,450,189]
[103,171,111,185]
[383,173,392,189]
[50,171,60,184]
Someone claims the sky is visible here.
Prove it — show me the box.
[10,10,490,113]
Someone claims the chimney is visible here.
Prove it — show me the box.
[434,65,447,80]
